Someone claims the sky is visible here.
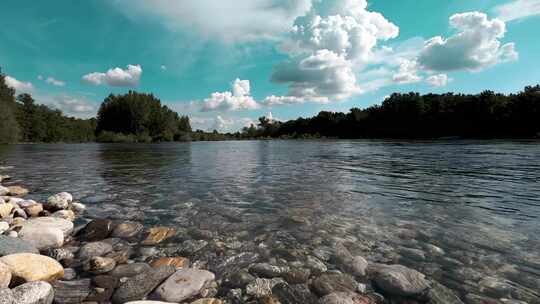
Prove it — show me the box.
[1,0,539,132]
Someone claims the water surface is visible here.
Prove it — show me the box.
[1,140,539,301]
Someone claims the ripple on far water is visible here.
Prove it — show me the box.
[1,140,539,302]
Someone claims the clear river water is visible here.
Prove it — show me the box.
[0,140,539,302]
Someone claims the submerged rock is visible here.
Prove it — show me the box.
[369,264,430,297]
[272,282,319,304]
[152,268,215,302]
[111,265,176,304]
[141,227,176,245]
[150,257,190,269]
[0,253,64,283]
[319,292,378,304]
[111,221,143,239]
[110,263,152,278]
[78,241,113,260]
[246,278,285,298]
[311,273,358,296]
[77,219,113,242]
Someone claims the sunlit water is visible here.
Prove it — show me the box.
[1,140,539,301]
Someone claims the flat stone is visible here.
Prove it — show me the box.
[52,279,92,304]
[111,221,143,239]
[20,217,74,237]
[153,268,216,302]
[19,227,64,250]
[83,256,116,274]
[246,278,285,298]
[0,253,64,283]
[45,192,72,211]
[111,265,176,304]
[272,283,319,304]
[110,263,151,278]
[369,264,430,297]
[78,241,113,260]
[12,281,54,304]
[150,257,190,269]
[0,288,15,304]
[311,273,357,296]
[77,219,113,242]
[0,262,11,288]
[7,186,29,197]
[0,203,13,218]
[319,292,378,304]
[141,227,176,245]
[0,236,38,256]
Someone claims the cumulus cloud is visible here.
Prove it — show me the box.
[392,59,422,84]
[419,12,518,72]
[270,0,399,103]
[190,115,255,132]
[82,64,142,87]
[426,74,450,87]
[494,0,540,22]
[5,76,34,93]
[113,0,312,42]
[200,79,260,112]
[51,95,96,118]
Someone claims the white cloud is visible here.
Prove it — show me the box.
[270,0,399,103]
[494,0,540,22]
[113,0,312,42]
[200,79,260,112]
[190,115,255,132]
[5,76,34,93]
[392,59,422,84]
[426,74,450,87]
[46,77,65,87]
[50,95,96,118]
[82,64,142,87]
[419,12,518,72]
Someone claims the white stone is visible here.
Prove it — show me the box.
[45,192,72,211]
[12,281,55,304]
[153,268,215,302]
[0,221,9,234]
[20,217,74,237]
[19,227,64,250]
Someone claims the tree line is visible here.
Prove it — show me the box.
[243,86,540,139]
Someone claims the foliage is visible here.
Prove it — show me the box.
[243,86,540,139]
[0,69,20,143]
[96,91,191,142]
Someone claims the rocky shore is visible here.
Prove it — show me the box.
[0,170,538,304]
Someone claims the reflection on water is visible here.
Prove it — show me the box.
[1,140,540,301]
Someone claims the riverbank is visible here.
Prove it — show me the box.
[0,168,538,304]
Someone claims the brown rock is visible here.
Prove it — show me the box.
[141,227,176,245]
[24,203,43,217]
[150,257,190,269]
[0,253,64,283]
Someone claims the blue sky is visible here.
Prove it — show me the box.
[1,0,539,131]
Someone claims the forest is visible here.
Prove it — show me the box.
[2,67,540,143]
[243,86,540,139]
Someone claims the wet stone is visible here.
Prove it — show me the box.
[150,257,190,269]
[272,283,319,304]
[52,279,92,304]
[249,263,289,278]
[111,265,176,304]
[83,256,116,274]
[44,248,75,262]
[111,221,143,239]
[369,264,430,297]
[282,268,311,284]
[246,278,285,298]
[311,273,358,296]
[141,227,176,246]
[110,263,152,278]
[319,292,379,304]
[77,219,113,242]
[92,275,119,289]
[78,241,113,260]
[152,268,216,302]
[0,235,39,256]
[224,269,256,288]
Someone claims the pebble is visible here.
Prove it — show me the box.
[19,226,64,250]
[83,256,116,274]
[111,265,176,304]
[12,281,55,304]
[110,263,151,278]
[45,192,72,211]
[141,227,176,245]
[77,219,113,242]
[19,217,74,237]
[152,268,216,302]
[369,264,430,297]
[311,273,358,296]
[78,241,113,260]
[150,257,190,269]
[246,278,285,298]
[111,221,143,239]
[52,279,92,304]
[0,253,64,283]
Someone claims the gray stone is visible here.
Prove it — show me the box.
[305,256,327,274]
[62,268,77,281]
[52,279,92,304]
[19,227,64,250]
[319,292,377,304]
[369,264,430,297]
[272,283,319,304]
[110,263,151,278]
[246,278,285,298]
[44,248,75,262]
[45,192,72,211]
[19,217,73,237]
[12,281,54,304]
[112,265,176,304]
[249,263,289,278]
[152,268,215,302]
[0,288,15,304]
[78,241,113,260]
[0,235,38,256]
[427,281,464,304]
[311,273,358,296]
